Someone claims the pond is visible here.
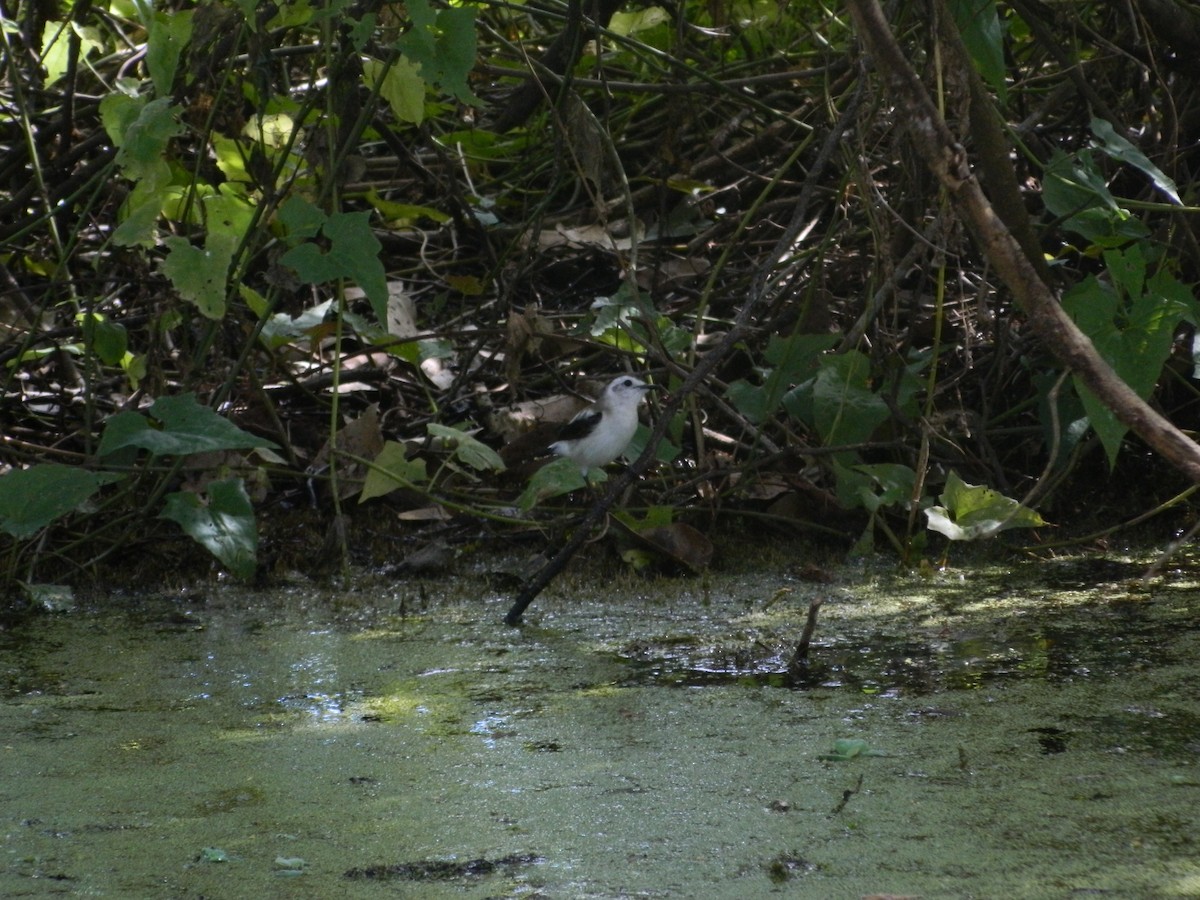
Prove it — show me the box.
[3,549,1200,898]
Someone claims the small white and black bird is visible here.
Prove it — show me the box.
[550,376,658,476]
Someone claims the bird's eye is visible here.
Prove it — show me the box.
[622,378,633,387]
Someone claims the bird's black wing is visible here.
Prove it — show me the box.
[555,408,602,442]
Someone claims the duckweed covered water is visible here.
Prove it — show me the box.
[3,551,1200,898]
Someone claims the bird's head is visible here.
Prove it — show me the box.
[601,375,658,410]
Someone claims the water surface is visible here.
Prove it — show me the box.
[3,552,1200,897]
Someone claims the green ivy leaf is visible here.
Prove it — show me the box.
[0,464,124,539]
[161,478,258,578]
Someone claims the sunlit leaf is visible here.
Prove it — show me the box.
[162,231,238,319]
[40,20,103,88]
[105,97,184,247]
[364,56,426,124]
[1090,117,1181,206]
[363,188,450,225]
[147,10,193,96]
[610,6,669,36]
[161,478,258,578]
[924,471,1045,541]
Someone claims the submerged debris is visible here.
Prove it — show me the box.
[343,852,542,881]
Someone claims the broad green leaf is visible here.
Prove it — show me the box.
[518,457,589,510]
[344,11,376,51]
[361,442,428,502]
[726,379,771,424]
[1043,150,1149,245]
[114,97,184,178]
[364,56,427,125]
[147,10,193,96]
[99,92,145,146]
[161,231,238,319]
[949,0,1007,102]
[624,422,677,466]
[205,188,257,240]
[761,332,839,420]
[427,423,505,472]
[1090,117,1181,206]
[161,478,258,578]
[278,195,328,241]
[810,351,890,447]
[925,471,1045,541]
[78,312,128,365]
[0,464,124,539]
[1062,250,1196,466]
[852,463,916,514]
[40,20,104,88]
[113,187,167,247]
[395,0,480,105]
[730,331,840,425]
[107,97,184,247]
[279,205,387,326]
[98,393,277,457]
